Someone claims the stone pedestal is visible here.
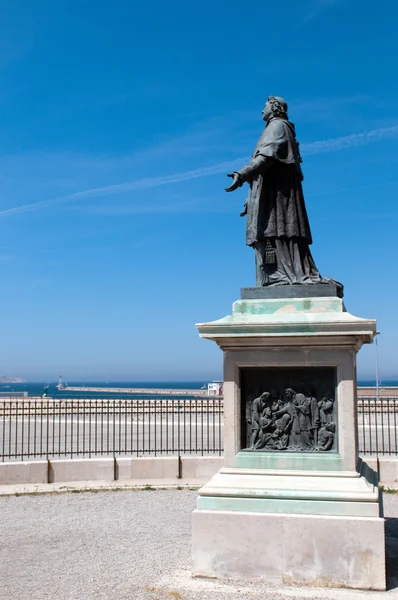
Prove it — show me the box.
[193,296,385,590]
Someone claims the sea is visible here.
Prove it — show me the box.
[0,379,397,399]
[0,381,210,400]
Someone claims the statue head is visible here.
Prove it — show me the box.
[262,96,288,122]
[285,387,295,401]
[260,392,271,402]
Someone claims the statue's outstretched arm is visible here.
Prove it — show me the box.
[225,155,273,192]
[237,155,273,182]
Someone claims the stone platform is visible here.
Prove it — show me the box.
[196,458,380,518]
[194,294,385,590]
[193,510,385,589]
[193,457,385,589]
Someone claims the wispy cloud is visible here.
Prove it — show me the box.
[298,0,342,26]
[0,158,245,218]
[303,125,398,155]
[0,124,397,219]
[293,0,342,28]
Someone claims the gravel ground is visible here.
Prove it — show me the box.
[0,489,397,600]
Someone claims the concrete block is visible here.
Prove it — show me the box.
[181,456,223,479]
[192,509,385,590]
[360,456,378,474]
[193,510,283,582]
[49,458,114,483]
[116,457,178,480]
[0,461,48,485]
[378,457,398,484]
[281,513,385,589]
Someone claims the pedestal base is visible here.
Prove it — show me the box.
[192,509,385,590]
[192,458,386,590]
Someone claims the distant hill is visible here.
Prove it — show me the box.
[0,376,25,383]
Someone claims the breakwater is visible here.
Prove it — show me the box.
[61,385,398,398]
[357,386,398,397]
[59,386,210,396]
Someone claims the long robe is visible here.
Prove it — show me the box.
[237,117,323,286]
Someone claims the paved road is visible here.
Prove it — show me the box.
[0,489,397,600]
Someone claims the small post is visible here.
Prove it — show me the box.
[375,331,381,404]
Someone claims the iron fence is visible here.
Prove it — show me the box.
[0,398,223,461]
[358,396,398,455]
[0,395,397,461]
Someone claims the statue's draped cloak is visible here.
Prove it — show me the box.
[245,118,313,246]
[253,118,303,178]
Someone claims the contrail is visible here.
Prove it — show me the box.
[0,158,246,218]
[302,125,398,155]
[1,124,397,218]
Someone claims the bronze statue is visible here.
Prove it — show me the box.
[226,96,336,288]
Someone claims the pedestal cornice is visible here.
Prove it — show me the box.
[196,297,376,350]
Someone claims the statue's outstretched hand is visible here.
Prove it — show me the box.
[225,173,241,192]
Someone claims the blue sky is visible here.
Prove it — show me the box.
[0,0,397,382]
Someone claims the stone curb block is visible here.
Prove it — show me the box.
[181,456,224,479]
[49,458,114,483]
[362,457,378,473]
[0,461,48,485]
[0,456,396,486]
[116,457,179,479]
[378,457,398,485]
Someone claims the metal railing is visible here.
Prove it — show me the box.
[0,398,223,462]
[358,397,398,455]
[0,396,397,461]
